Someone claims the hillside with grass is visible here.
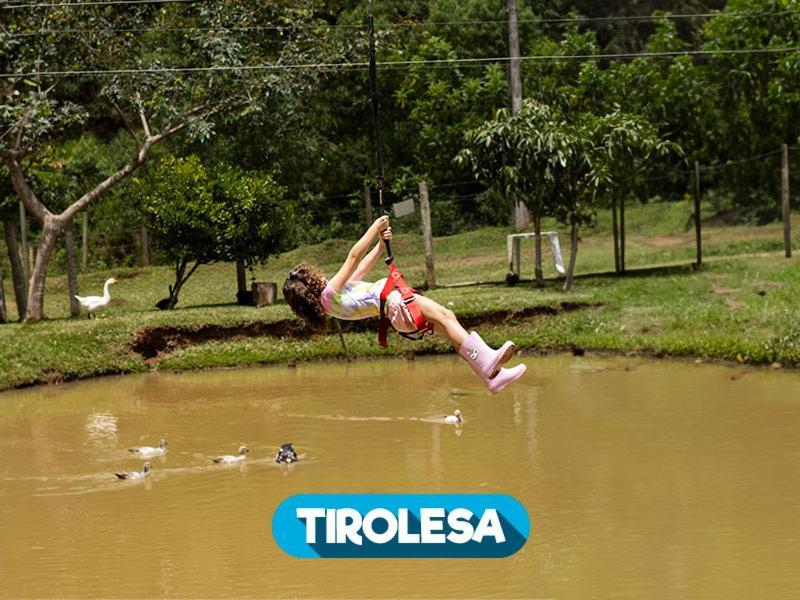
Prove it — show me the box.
[1,201,798,391]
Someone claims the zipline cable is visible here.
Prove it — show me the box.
[5,9,800,33]
[2,0,200,9]
[367,0,391,264]
[3,46,799,79]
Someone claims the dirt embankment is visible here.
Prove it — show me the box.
[129,301,600,360]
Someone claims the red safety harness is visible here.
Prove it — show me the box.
[378,263,433,347]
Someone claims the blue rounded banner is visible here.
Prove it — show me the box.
[272,493,530,558]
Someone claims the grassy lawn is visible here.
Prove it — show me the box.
[1,201,799,391]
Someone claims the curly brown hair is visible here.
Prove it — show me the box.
[282,262,328,331]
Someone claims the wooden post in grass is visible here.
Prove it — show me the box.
[611,198,620,273]
[782,143,791,258]
[620,198,626,273]
[64,218,80,317]
[81,212,88,272]
[140,225,150,267]
[693,160,702,269]
[364,183,373,227]
[418,181,436,288]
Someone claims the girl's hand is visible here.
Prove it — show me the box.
[380,226,392,242]
[371,215,390,235]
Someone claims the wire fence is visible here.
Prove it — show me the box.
[0,146,800,283]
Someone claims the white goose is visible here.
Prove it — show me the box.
[115,462,152,480]
[75,277,117,317]
[212,445,250,464]
[129,439,167,457]
[443,409,463,425]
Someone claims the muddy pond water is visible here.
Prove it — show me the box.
[1,355,800,599]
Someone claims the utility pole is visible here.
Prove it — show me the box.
[506,0,529,230]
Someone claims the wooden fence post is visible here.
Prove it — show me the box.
[782,143,792,258]
[620,197,626,273]
[693,161,702,269]
[418,181,436,288]
[611,198,620,273]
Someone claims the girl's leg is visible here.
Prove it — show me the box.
[414,295,524,395]
[413,295,468,349]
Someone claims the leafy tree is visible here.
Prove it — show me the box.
[457,99,568,284]
[136,156,297,309]
[0,1,324,321]
[395,37,506,185]
[591,111,680,271]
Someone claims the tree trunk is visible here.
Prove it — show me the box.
[235,258,251,305]
[140,225,149,267]
[65,219,80,317]
[25,216,63,321]
[3,105,198,322]
[3,219,27,320]
[81,211,89,272]
[619,197,626,273]
[564,216,580,292]
[166,257,202,310]
[236,259,247,294]
[0,266,7,324]
[611,198,620,273]
[19,201,30,282]
[533,212,543,286]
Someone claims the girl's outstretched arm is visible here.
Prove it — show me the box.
[351,225,392,282]
[327,216,389,293]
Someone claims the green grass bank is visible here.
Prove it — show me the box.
[1,201,799,391]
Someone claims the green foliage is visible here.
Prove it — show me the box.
[137,155,297,268]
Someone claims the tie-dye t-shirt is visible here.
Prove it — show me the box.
[319,279,388,320]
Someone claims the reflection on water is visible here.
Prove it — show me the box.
[1,355,800,598]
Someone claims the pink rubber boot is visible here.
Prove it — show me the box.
[459,331,516,379]
[485,364,527,395]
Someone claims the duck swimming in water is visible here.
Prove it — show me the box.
[115,462,152,480]
[129,439,167,457]
[443,409,463,425]
[275,443,298,464]
[212,445,250,464]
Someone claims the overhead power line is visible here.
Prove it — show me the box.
[1,0,199,8]
[3,8,800,35]
[2,46,798,79]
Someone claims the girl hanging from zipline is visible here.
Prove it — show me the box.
[282,216,526,394]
